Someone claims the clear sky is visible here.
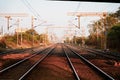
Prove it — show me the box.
[0,0,120,40]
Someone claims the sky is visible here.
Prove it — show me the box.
[0,0,120,42]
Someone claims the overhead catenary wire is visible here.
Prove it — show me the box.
[25,0,41,18]
[69,2,81,22]
[68,2,81,29]
[21,0,41,19]
[21,0,53,27]
[75,2,81,12]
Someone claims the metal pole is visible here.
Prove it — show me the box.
[75,36,77,44]
[17,19,20,47]
[75,30,77,44]
[77,16,80,29]
[31,16,34,47]
[100,17,103,49]
[102,13,107,50]
[101,17,106,50]
[17,31,18,47]
[104,18,107,50]
[21,28,22,46]
[32,31,34,47]
[5,16,11,30]
[5,16,10,35]
[1,26,3,37]
[96,21,98,48]
[44,35,46,44]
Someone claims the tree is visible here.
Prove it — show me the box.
[39,34,49,44]
[87,7,120,49]
[107,23,120,51]
[64,37,70,43]
[0,39,6,48]
[111,7,120,20]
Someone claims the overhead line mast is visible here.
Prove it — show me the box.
[0,13,28,30]
[0,13,28,47]
[67,12,107,49]
[67,12,107,29]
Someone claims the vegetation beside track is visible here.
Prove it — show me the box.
[64,7,120,53]
[0,29,49,49]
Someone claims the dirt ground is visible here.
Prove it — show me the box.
[0,53,31,69]
[0,44,120,80]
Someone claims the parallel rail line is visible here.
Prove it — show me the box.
[0,46,41,55]
[19,46,56,80]
[62,45,80,80]
[63,44,115,80]
[83,47,120,61]
[0,45,53,73]
[0,47,47,73]
[0,45,56,80]
[0,47,33,55]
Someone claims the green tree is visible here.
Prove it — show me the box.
[87,7,120,49]
[107,23,120,51]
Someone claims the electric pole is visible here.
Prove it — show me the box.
[31,16,34,47]
[5,16,11,30]
[20,28,23,46]
[16,19,20,47]
[77,15,80,29]
[67,12,107,48]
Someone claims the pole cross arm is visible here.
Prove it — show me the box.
[67,12,107,29]
[0,13,29,17]
[67,12,107,17]
[0,13,29,30]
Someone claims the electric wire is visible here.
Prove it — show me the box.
[22,0,41,19]
[68,2,81,29]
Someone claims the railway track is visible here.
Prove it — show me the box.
[0,43,116,80]
[0,46,47,70]
[0,46,50,71]
[80,47,120,61]
[0,47,32,55]
[0,45,56,80]
[22,43,75,80]
[0,48,25,55]
[69,44,120,61]
[63,44,115,80]
[0,45,43,55]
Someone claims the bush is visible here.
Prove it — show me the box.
[0,39,6,48]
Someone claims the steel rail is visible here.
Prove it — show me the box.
[68,45,120,60]
[66,45,115,80]
[0,48,25,55]
[82,47,120,59]
[18,46,56,80]
[0,46,40,55]
[62,45,80,80]
[0,47,35,54]
[0,46,51,73]
[80,47,120,61]
[85,48,120,59]
[87,49,117,59]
